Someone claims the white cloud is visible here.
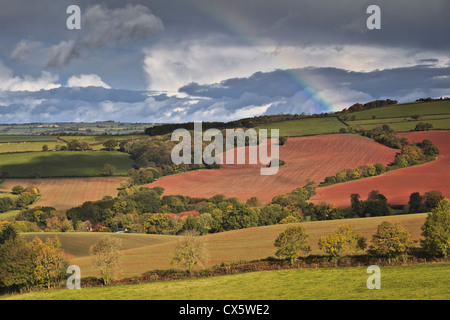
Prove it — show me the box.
[67,74,111,89]
[0,61,61,92]
[143,38,450,97]
[143,38,282,95]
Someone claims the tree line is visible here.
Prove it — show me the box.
[3,171,446,237]
[1,196,447,293]
[274,198,450,266]
[321,125,440,187]
[341,99,398,114]
[0,186,40,214]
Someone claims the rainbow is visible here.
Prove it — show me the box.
[189,0,335,113]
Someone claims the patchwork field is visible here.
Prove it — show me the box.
[312,130,450,207]
[22,213,427,278]
[148,134,398,203]
[0,177,128,210]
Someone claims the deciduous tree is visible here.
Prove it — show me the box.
[30,236,68,289]
[371,221,413,264]
[274,225,311,265]
[318,225,366,265]
[421,199,450,257]
[90,236,122,285]
[171,230,206,273]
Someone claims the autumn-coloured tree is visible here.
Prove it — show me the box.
[30,236,68,289]
[318,225,366,266]
[371,221,413,264]
[90,236,122,285]
[171,230,206,273]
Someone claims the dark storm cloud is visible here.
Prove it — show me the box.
[180,65,450,101]
[0,64,449,124]
[3,0,450,51]
[0,0,449,124]
[45,4,164,67]
[179,69,305,99]
[155,0,450,50]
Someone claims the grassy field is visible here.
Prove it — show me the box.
[21,232,177,257]
[0,151,135,178]
[346,100,450,120]
[256,116,346,137]
[345,100,450,131]
[59,135,146,151]
[0,135,59,143]
[21,213,427,278]
[0,210,20,221]
[59,134,145,144]
[0,135,146,153]
[349,118,450,132]
[0,122,152,135]
[0,177,129,210]
[2,263,448,300]
[0,141,63,153]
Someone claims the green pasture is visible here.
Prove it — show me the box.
[0,141,63,154]
[256,116,346,137]
[3,263,448,300]
[0,151,135,178]
[0,135,58,143]
[345,100,450,121]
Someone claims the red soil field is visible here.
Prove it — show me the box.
[147,134,398,203]
[0,177,128,210]
[312,130,450,207]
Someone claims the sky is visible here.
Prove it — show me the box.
[0,0,449,124]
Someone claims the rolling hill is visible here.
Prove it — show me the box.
[147,134,398,203]
[312,130,450,207]
[22,213,427,278]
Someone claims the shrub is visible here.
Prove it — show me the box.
[11,185,25,195]
[102,163,116,176]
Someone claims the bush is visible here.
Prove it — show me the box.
[103,163,116,176]
[415,122,433,131]
[11,185,25,195]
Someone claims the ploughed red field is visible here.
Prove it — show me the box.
[312,130,450,207]
[146,134,398,203]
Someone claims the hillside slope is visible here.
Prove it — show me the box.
[312,131,450,206]
[148,134,398,203]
